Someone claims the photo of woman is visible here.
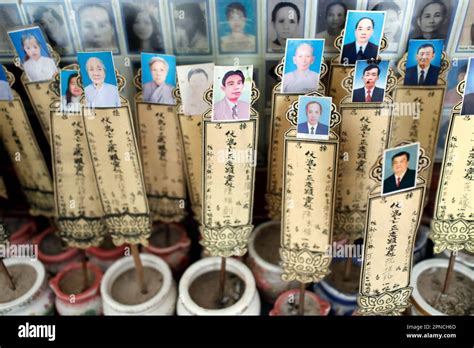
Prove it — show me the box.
[217,0,257,54]
[25,4,75,56]
[8,27,58,83]
[267,0,305,53]
[78,51,121,108]
[60,71,83,112]
[121,1,164,54]
[408,0,459,45]
[170,0,211,55]
[74,2,119,53]
[141,53,176,105]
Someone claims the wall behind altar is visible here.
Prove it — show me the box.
[0,0,473,166]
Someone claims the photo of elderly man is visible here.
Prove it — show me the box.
[404,40,443,86]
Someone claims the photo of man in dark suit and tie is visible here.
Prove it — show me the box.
[213,67,251,121]
[296,96,331,140]
[382,145,418,195]
[341,11,385,65]
[404,41,442,86]
[352,63,386,103]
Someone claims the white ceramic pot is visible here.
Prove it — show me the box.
[101,253,176,315]
[440,249,474,269]
[246,221,298,302]
[0,258,54,315]
[410,258,473,316]
[177,257,261,315]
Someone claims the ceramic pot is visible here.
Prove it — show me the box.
[410,258,472,316]
[177,257,260,315]
[101,253,176,315]
[49,262,103,315]
[0,258,54,315]
[87,244,127,272]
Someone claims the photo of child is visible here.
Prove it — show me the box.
[8,26,58,83]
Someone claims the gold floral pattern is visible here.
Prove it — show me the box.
[357,287,413,316]
[280,248,331,283]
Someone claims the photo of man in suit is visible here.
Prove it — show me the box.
[297,100,329,138]
[341,16,379,64]
[213,69,250,121]
[404,43,441,86]
[352,64,385,102]
[383,150,417,195]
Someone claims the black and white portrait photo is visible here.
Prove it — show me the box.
[267,0,305,53]
[169,0,211,55]
[315,0,356,53]
[408,0,459,46]
[24,2,76,56]
[72,0,120,53]
[120,0,165,54]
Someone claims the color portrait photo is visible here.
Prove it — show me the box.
[352,60,389,103]
[340,10,385,65]
[382,143,419,196]
[296,96,331,140]
[141,53,177,105]
[78,51,120,108]
[212,65,253,122]
[8,26,58,83]
[281,38,324,94]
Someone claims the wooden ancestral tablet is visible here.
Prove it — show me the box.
[280,94,340,284]
[0,66,54,217]
[201,83,260,257]
[358,145,429,316]
[265,58,328,220]
[431,79,474,254]
[134,70,187,223]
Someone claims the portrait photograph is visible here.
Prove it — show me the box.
[404,39,444,86]
[72,0,120,54]
[407,0,459,47]
[340,10,385,65]
[315,0,356,53]
[212,65,253,122]
[266,0,305,54]
[77,51,121,108]
[177,62,213,115]
[382,143,419,196]
[455,0,474,53]
[169,0,212,55]
[8,26,58,83]
[444,58,468,109]
[141,53,176,106]
[366,0,408,54]
[216,0,258,54]
[296,96,331,140]
[23,2,76,56]
[281,38,324,94]
[0,64,13,101]
[0,4,23,56]
[120,0,165,54]
[60,70,82,113]
[351,60,389,103]
[461,57,474,116]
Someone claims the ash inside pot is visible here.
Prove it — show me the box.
[0,264,36,303]
[111,267,163,305]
